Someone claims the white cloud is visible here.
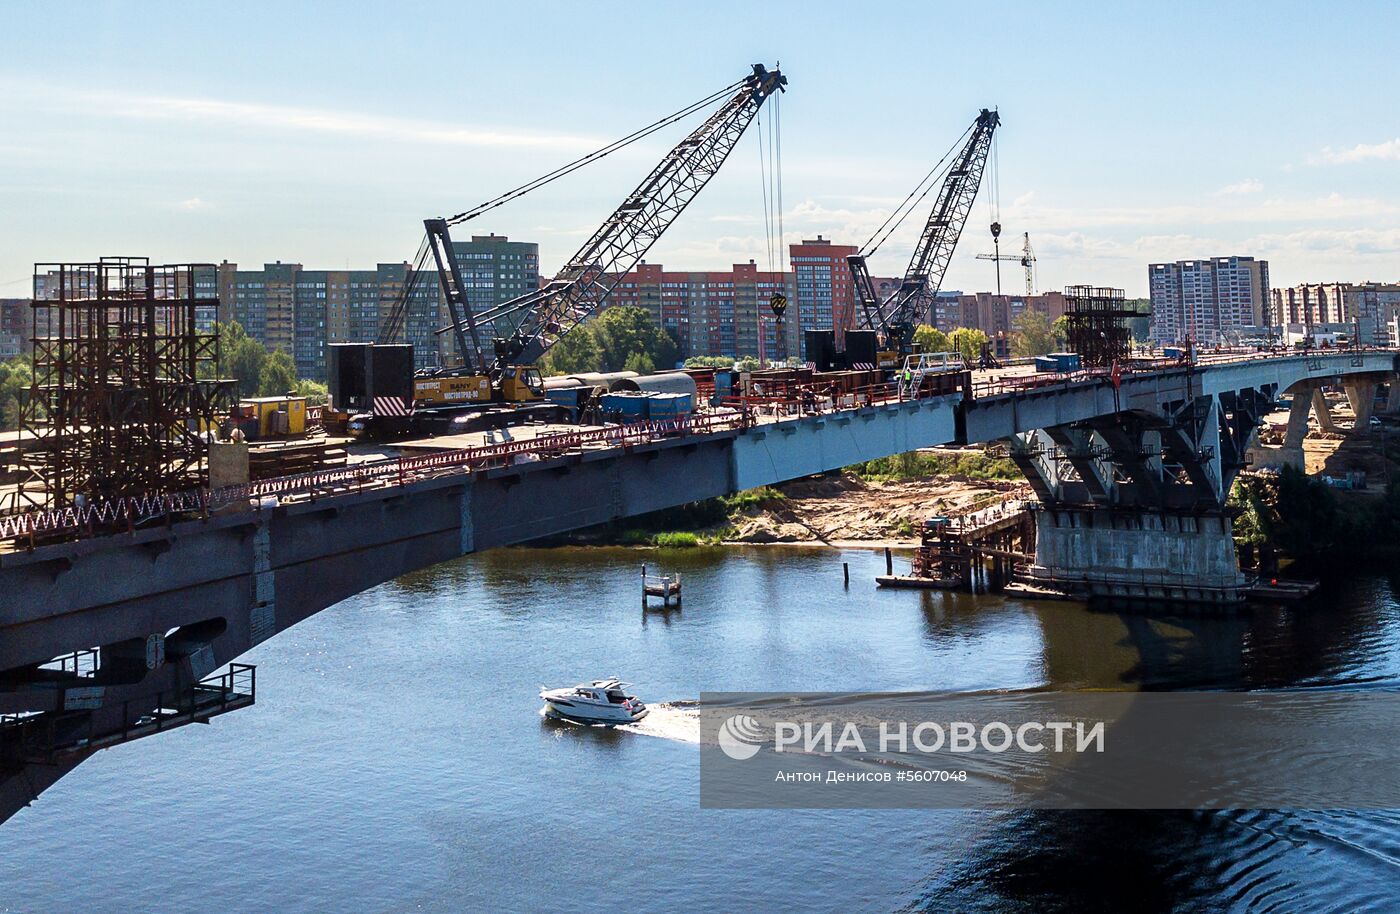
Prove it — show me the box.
[0,80,603,152]
[1000,191,1400,229]
[1312,138,1400,165]
[178,197,208,211]
[1218,179,1263,195]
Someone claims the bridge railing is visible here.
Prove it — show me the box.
[969,346,1397,400]
[0,409,755,547]
[2,346,1392,549]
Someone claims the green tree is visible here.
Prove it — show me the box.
[623,351,656,374]
[0,357,33,431]
[541,305,678,375]
[912,324,951,353]
[220,321,268,398]
[540,327,603,376]
[294,378,329,406]
[734,356,761,372]
[1010,311,1060,358]
[258,349,297,397]
[948,327,989,362]
[591,306,679,373]
[683,355,736,369]
[1052,315,1070,350]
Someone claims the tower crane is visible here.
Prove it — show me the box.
[846,108,1000,369]
[379,64,786,415]
[976,230,1037,296]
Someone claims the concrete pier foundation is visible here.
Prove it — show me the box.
[1025,507,1247,607]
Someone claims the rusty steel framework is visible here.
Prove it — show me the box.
[1063,285,1134,368]
[14,258,233,511]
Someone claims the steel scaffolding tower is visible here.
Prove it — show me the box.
[15,258,234,510]
[1064,285,1133,368]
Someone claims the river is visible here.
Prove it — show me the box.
[1,546,1398,912]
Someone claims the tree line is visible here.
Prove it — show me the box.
[210,321,327,403]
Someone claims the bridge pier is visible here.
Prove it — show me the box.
[1249,390,1313,471]
[1311,388,1337,433]
[1025,506,1247,606]
[1345,379,1378,431]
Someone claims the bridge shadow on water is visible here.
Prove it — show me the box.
[905,572,1400,912]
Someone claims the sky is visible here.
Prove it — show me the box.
[2,0,1398,298]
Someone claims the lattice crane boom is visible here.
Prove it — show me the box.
[443,64,786,371]
[849,108,999,350]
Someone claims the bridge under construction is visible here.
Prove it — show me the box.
[0,344,1395,821]
[2,60,1398,827]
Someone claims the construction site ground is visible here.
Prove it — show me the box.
[1256,390,1400,489]
[722,465,1022,547]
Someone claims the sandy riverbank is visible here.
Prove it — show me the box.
[722,470,1022,545]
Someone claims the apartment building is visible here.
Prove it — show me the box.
[0,300,29,359]
[216,235,540,380]
[789,236,858,353]
[1148,256,1270,344]
[1271,282,1400,345]
[610,259,794,361]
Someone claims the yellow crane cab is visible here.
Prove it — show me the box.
[498,365,545,402]
[876,350,903,372]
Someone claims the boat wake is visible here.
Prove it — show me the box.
[620,700,701,743]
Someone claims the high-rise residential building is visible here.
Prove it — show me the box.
[1148,256,1270,344]
[213,234,540,381]
[1270,282,1400,345]
[929,290,964,331]
[1,299,30,359]
[610,262,695,354]
[451,233,541,332]
[789,236,858,354]
[610,259,794,361]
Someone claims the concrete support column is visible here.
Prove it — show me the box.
[1345,381,1378,431]
[1283,392,1312,449]
[1384,382,1400,416]
[1249,391,1312,471]
[1312,389,1336,433]
[1026,506,1247,607]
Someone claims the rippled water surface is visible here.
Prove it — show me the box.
[1,547,1398,912]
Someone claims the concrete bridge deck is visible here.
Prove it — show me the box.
[0,347,1395,820]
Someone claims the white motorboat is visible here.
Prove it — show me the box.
[539,678,648,726]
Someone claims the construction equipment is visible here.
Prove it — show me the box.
[976,230,1036,296]
[847,108,1000,371]
[230,396,308,439]
[354,64,787,436]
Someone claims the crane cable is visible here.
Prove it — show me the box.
[756,91,787,321]
[756,94,785,275]
[757,105,773,273]
[860,122,973,259]
[774,90,786,274]
[378,234,433,344]
[379,76,746,344]
[443,79,745,227]
[987,129,1001,235]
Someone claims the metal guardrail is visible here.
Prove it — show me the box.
[0,410,753,545]
[1,347,1393,548]
[968,346,1398,399]
[0,663,255,764]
